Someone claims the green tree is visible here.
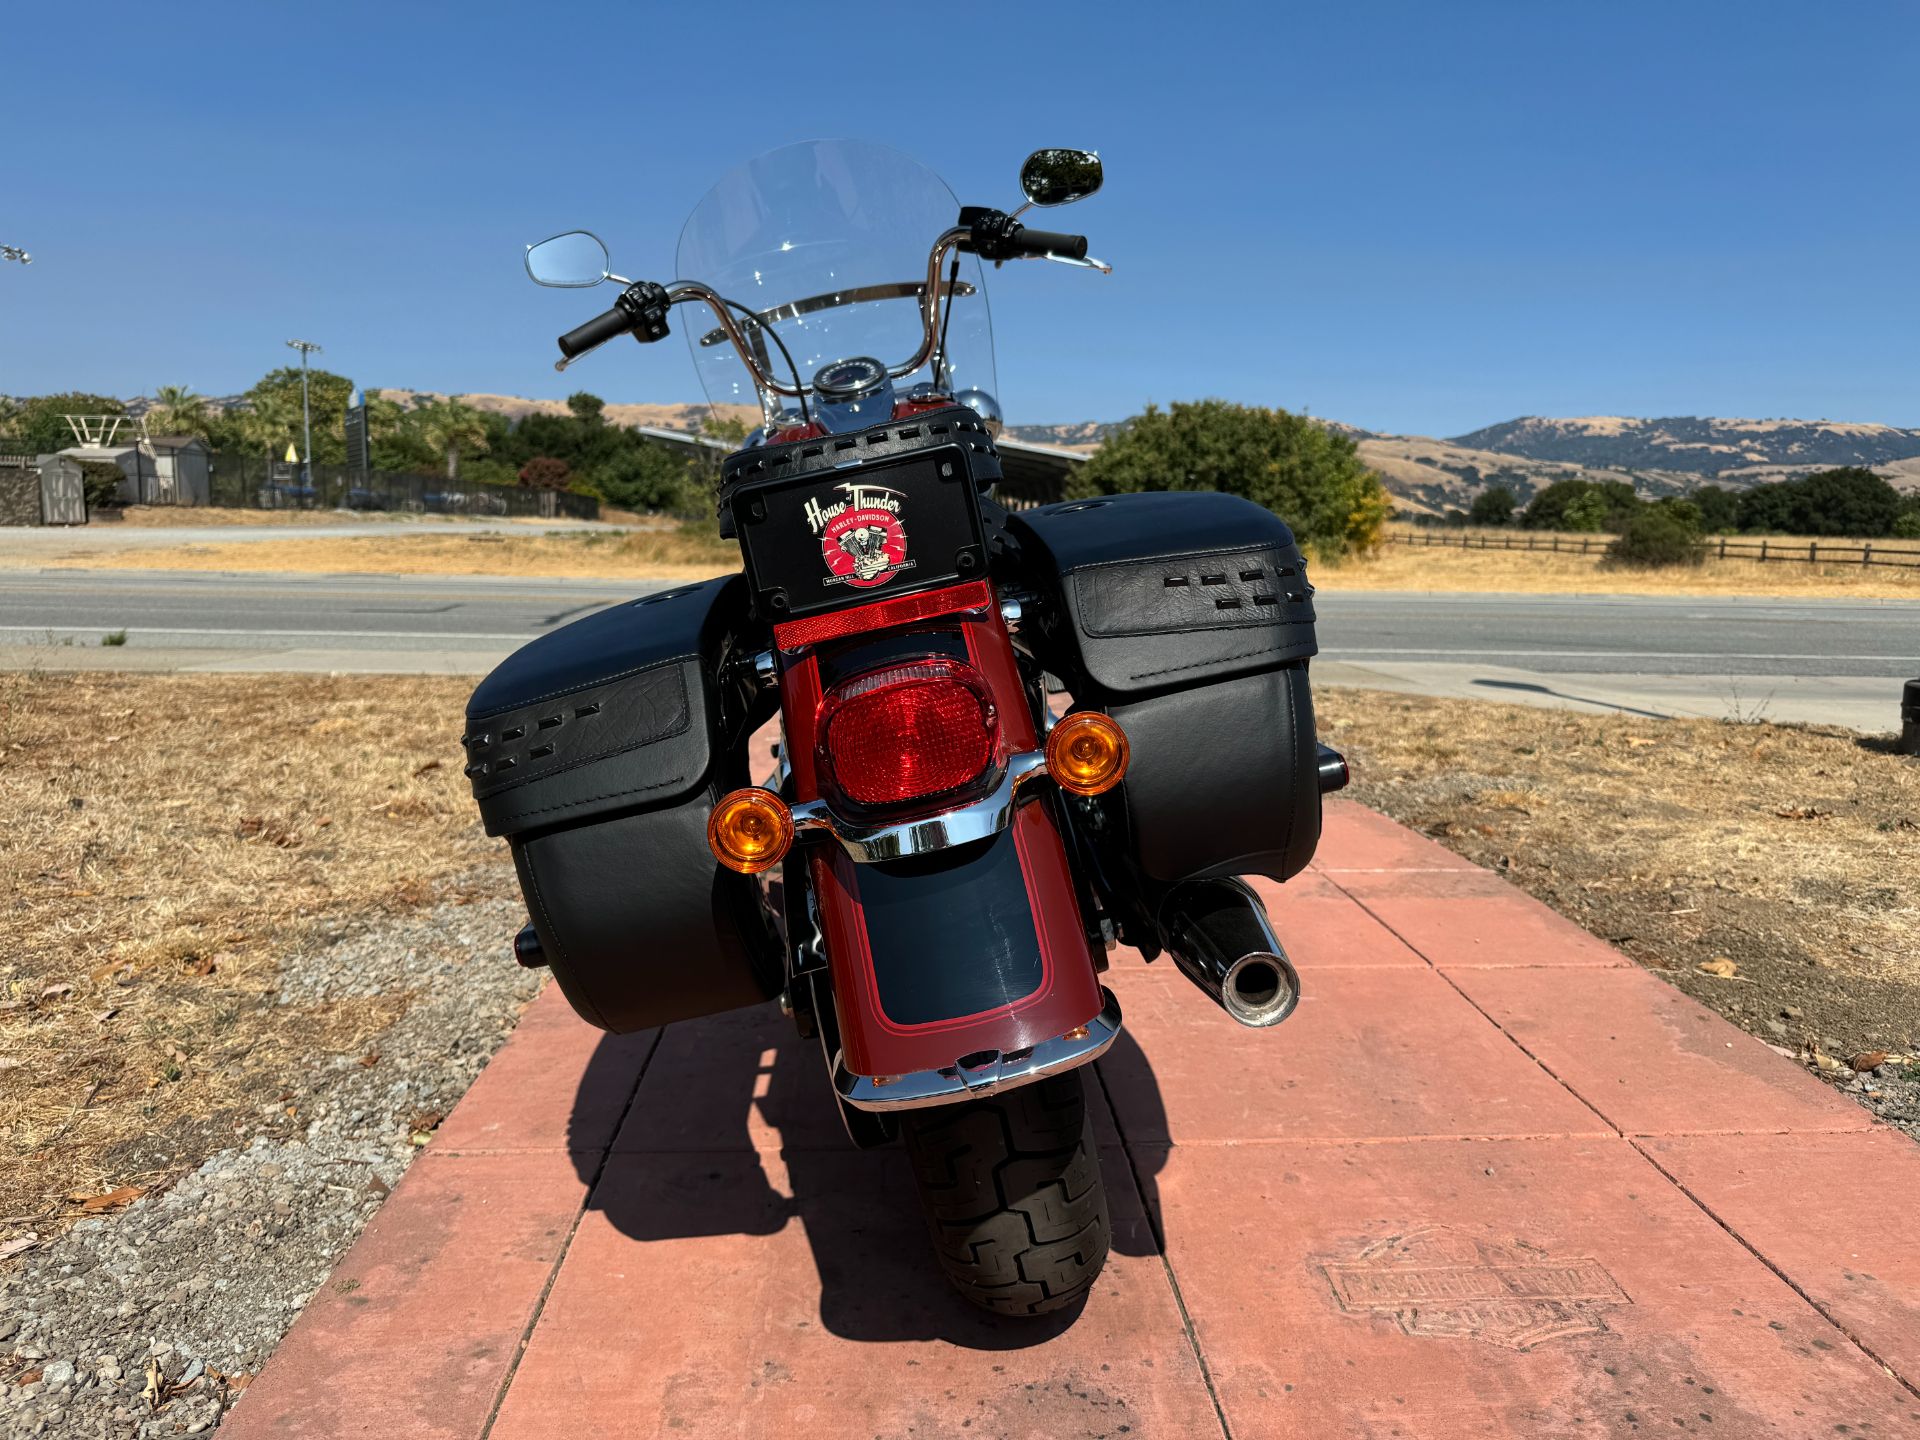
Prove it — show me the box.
[240,367,355,463]
[1522,478,1642,532]
[1786,467,1901,537]
[145,384,212,437]
[3,393,127,454]
[566,392,607,425]
[1561,491,1609,532]
[236,389,304,459]
[363,390,432,473]
[696,410,751,447]
[1690,484,1741,533]
[1067,400,1390,557]
[1734,480,1798,534]
[581,444,703,516]
[1468,486,1516,526]
[410,398,491,481]
[1892,509,1920,540]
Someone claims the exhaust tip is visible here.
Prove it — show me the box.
[1220,951,1300,1028]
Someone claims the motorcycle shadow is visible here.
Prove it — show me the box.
[565,1005,1168,1349]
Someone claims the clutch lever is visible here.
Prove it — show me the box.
[1043,252,1113,275]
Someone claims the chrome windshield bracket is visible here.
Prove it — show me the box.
[835,986,1122,1112]
[790,750,1050,864]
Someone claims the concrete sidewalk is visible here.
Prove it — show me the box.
[220,800,1920,1438]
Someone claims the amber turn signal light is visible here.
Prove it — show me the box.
[1046,712,1130,796]
[707,788,794,874]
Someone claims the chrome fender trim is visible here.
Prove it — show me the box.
[834,985,1122,1112]
[790,749,1051,864]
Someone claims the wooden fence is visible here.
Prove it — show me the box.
[1385,529,1920,570]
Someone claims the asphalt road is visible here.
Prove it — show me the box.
[0,570,659,652]
[2,568,1915,727]
[3,571,1914,670]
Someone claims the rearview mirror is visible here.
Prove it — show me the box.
[525,230,611,288]
[1019,149,1103,208]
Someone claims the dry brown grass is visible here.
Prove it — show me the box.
[0,670,502,1221]
[1318,689,1920,1066]
[97,506,525,529]
[1318,524,1920,599]
[52,523,742,581]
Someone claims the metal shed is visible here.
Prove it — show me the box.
[57,434,213,506]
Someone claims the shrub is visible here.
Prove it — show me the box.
[579,446,705,517]
[1068,399,1391,558]
[1605,508,1704,569]
[518,456,571,490]
[78,461,124,510]
[1893,511,1920,540]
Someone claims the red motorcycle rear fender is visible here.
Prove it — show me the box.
[809,801,1102,1077]
[778,582,1105,1078]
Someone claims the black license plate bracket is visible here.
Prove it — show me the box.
[729,445,988,621]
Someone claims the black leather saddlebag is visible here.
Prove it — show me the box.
[462,576,780,1033]
[1008,491,1322,884]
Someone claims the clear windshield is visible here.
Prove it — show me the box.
[675,140,995,427]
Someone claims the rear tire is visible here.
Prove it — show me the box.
[899,1071,1110,1317]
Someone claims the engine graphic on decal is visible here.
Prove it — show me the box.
[805,482,917,589]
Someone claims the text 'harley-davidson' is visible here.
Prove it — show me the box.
[461,141,1347,1316]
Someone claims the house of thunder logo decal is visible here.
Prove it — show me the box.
[804,481,915,589]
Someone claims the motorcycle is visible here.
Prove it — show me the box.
[463,141,1346,1316]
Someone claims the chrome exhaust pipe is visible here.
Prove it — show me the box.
[1160,877,1301,1028]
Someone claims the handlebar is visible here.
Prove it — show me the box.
[1004,227,1089,261]
[558,304,636,359]
[552,210,1102,394]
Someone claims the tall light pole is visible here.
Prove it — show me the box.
[1,244,29,265]
[285,338,322,490]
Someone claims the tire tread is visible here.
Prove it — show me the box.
[901,1072,1110,1317]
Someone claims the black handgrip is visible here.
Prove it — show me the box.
[558,304,634,358]
[1010,226,1089,261]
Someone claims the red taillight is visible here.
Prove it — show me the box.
[819,659,998,808]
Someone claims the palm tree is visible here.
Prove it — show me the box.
[239,390,301,458]
[411,399,490,481]
[146,384,211,437]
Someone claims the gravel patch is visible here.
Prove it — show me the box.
[1,892,540,1438]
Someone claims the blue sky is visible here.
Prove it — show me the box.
[2,1,1915,436]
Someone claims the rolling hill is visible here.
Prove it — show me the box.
[1011,413,1920,516]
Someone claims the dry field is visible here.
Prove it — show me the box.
[48,524,741,581]
[0,670,502,1222]
[1318,688,1920,1093]
[1318,523,1920,599]
[40,515,1920,601]
[95,506,565,530]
